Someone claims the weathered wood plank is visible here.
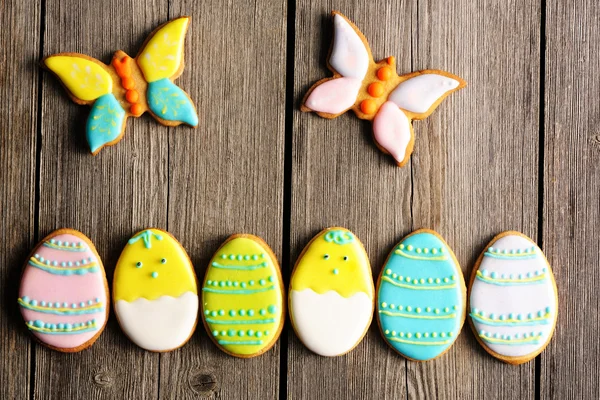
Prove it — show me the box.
[0,0,41,399]
[160,0,287,398]
[408,1,541,399]
[543,1,600,398]
[35,1,169,398]
[289,3,415,399]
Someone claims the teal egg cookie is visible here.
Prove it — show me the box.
[376,229,466,360]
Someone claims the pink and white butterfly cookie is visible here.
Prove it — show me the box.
[301,11,466,167]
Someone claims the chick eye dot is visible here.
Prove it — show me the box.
[323,254,330,260]
[135,261,143,268]
[161,258,167,264]
[343,256,348,261]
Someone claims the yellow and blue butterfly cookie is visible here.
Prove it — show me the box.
[43,17,198,155]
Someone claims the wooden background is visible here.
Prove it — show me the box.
[0,0,598,398]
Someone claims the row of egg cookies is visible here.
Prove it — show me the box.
[17,228,284,356]
[17,227,557,363]
[289,228,557,365]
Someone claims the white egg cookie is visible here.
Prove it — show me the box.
[201,234,284,358]
[18,229,109,352]
[113,229,198,352]
[289,227,374,357]
[468,231,558,364]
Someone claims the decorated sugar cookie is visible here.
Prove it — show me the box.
[302,12,466,167]
[376,229,466,361]
[289,228,374,357]
[113,229,198,352]
[18,229,109,352]
[201,234,284,357]
[468,231,558,364]
[43,17,198,155]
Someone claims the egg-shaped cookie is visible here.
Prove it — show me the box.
[376,229,466,361]
[18,229,109,352]
[468,231,558,364]
[289,228,374,357]
[113,229,198,352]
[201,234,284,357]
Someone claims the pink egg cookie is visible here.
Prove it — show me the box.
[18,229,109,352]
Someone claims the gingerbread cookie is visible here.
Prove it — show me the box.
[43,17,198,155]
[18,229,109,352]
[302,12,466,167]
[113,229,198,352]
[201,234,284,358]
[376,229,466,361]
[468,231,558,364]
[289,228,374,357]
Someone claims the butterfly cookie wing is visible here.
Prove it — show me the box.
[302,12,372,117]
[372,102,414,167]
[389,70,466,119]
[86,94,127,155]
[136,16,198,127]
[43,54,114,104]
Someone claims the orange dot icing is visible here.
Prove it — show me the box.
[122,77,135,90]
[126,90,139,103]
[130,104,143,116]
[387,56,395,65]
[360,99,377,115]
[377,67,392,81]
[368,82,384,97]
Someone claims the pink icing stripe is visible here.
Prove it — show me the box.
[304,77,362,114]
[19,265,107,304]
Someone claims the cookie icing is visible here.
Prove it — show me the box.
[301,12,466,167]
[201,235,284,357]
[469,233,558,360]
[43,16,197,155]
[18,231,108,350]
[376,230,465,361]
[290,228,374,356]
[113,229,198,351]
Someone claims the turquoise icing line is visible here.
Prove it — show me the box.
[26,319,98,335]
[128,230,163,249]
[217,340,264,346]
[18,298,103,316]
[324,230,354,245]
[210,261,268,271]
[205,317,275,325]
[479,331,543,345]
[28,260,99,276]
[381,276,456,290]
[484,252,538,260]
[202,286,275,295]
[43,241,87,252]
[470,309,551,327]
[475,271,547,286]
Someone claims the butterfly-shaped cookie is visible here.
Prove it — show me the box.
[43,17,198,155]
[301,12,466,167]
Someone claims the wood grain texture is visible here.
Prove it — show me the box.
[290,2,414,399]
[0,0,40,399]
[543,0,600,398]
[409,0,541,399]
[160,0,287,399]
[35,1,169,398]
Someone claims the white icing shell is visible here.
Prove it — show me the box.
[290,289,372,356]
[329,14,369,79]
[469,234,557,359]
[115,292,198,352]
[388,73,460,114]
